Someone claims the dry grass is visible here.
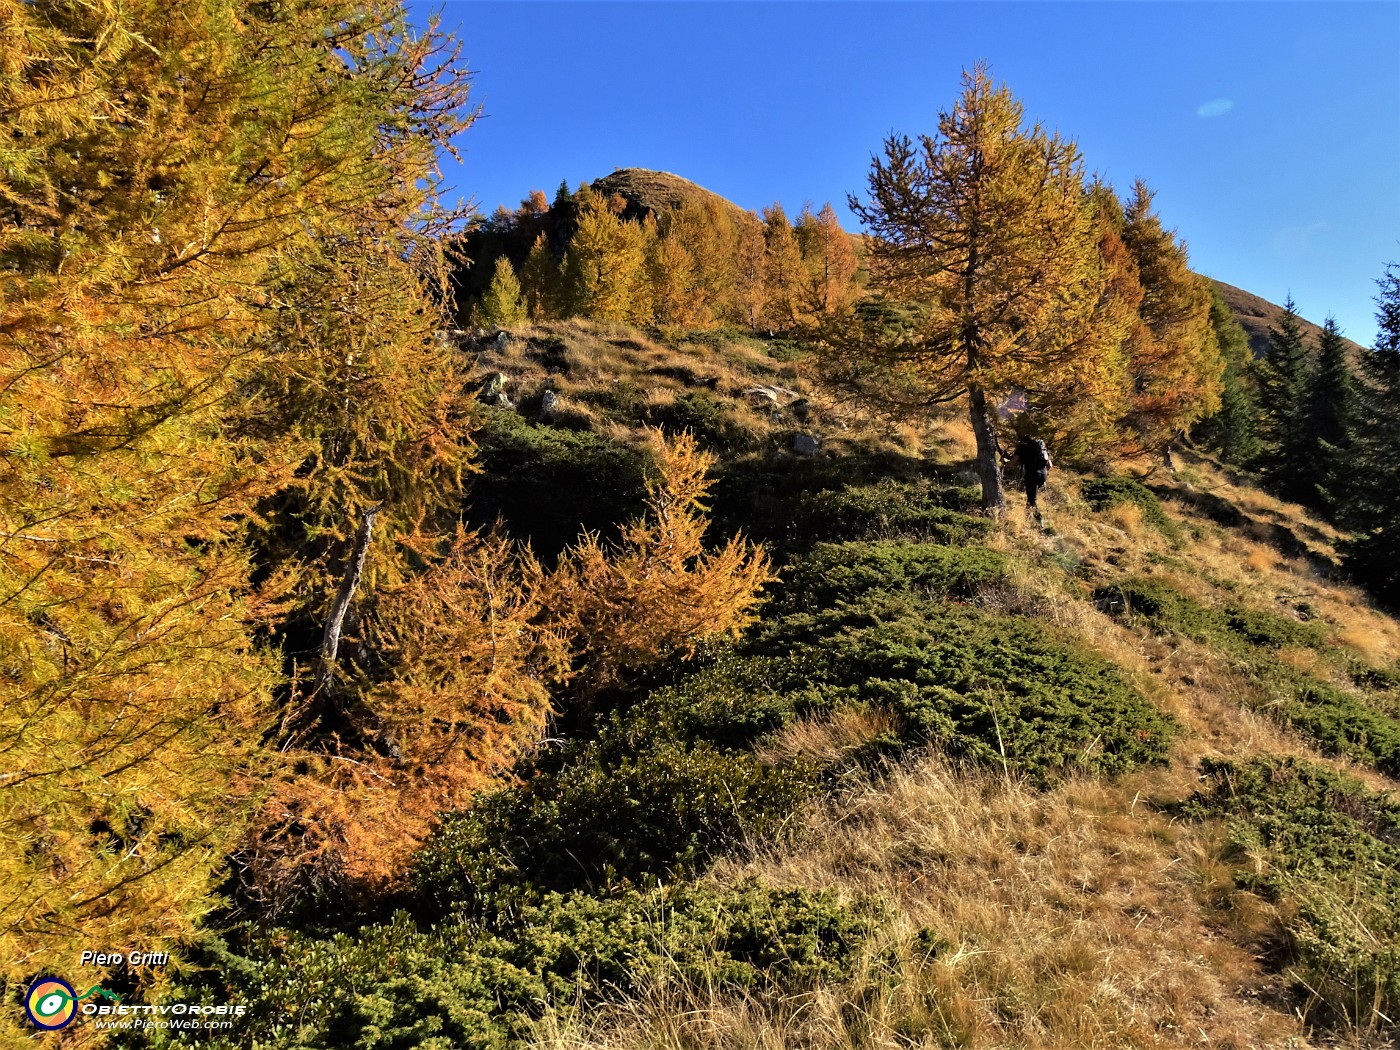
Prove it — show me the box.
[529,758,1316,1050]
[1109,500,1146,537]
[1246,548,1277,574]
[757,707,899,768]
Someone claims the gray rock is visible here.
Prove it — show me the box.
[792,433,820,456]
[479,371,509,400]
[540,389,561,419]
[741,386,780,406]
[493,330,511,353]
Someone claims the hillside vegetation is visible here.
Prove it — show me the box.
[142,318,1397,1050]
[5,9,1399,1049]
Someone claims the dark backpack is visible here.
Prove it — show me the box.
[1020,437,1051,473]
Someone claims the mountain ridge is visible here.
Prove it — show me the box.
[592,168,1359,357]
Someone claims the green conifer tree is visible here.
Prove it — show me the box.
[1353,263,1400,528]
[1343,263,1400,607]
[1300,317,1360,514]
[476,255,528,327]
[1257,297,1314,502]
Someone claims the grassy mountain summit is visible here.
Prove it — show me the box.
[590,167,750,224]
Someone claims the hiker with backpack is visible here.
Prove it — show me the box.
[1003,433,1052,521]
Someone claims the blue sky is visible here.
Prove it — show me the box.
[415,2,1399,347]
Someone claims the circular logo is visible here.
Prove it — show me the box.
[24,976,78,1030]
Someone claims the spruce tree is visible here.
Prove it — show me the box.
[1300,317,1360,515]
[1256,296,1314,502]
[1343,263,1400,608]
[1353,263,1400,528]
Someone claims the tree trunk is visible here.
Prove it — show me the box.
[315,505,380,694]
[1160,440,1177,472]
[968,384,1006,515]
[283,504,380,743]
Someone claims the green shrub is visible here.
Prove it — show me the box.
[505,880,885,996]
[678,326,756,352]
[1183,757,1400,1032]
[573,379,646,423]
[1097,577,1400,773]
[1352,662,1400,693]
[752,594,1174,784]
[792,483,991,549]
[585,649,806,759]
[412,743,814,917]
[464,409,652,559]
[777,541,1010,610]
[1080,476,1182,541]
[1097,576,1325,657]
[161,882,883,1050]
[651,391,753,452]
[1270,671,1400,777]
[708,458,980,554]
[764,337,807,362]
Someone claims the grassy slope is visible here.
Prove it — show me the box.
[161,321,1392,1050]
[468,321,1399,1048]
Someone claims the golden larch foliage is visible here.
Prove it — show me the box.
[548,430,773,695]
[833,64,1109,511]
[247,530,569,904]
[0,0,475,981]
[1119,180,1225,454]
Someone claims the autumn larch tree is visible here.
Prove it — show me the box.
[1118,181,1223,464]
[545,430,772,699]
[1027,185,1134,459]
[645,215,705,328]
[563,191,650,323]
[0,0,475,989]
[521,232,566,321]
[761,203,805,334]
[796,202,860,320]
[734,211,770,330]
[1193,283,1262,466]
[832,65,1106,513]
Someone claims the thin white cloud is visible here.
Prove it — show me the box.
[1197,99,1234,118]
[1271,222,1330,261]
